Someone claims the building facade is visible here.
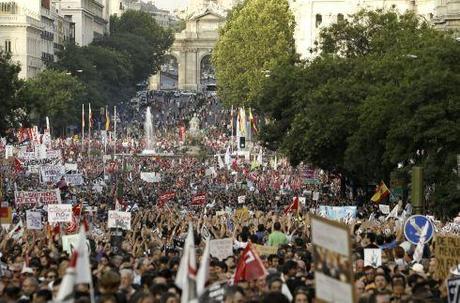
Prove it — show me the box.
[53,0,108,46]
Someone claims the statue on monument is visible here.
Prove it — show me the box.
[189,114,200,134]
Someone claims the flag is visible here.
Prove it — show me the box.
[105,106,110,131]
[238,108,246,136]
[81,104,85,139]
[371,181,390,203]
[249,108,258,134]
[191,193,206,206]
[230,105,234,137]
[75,225,91,283]
[284,196,299,214]
[66,204,82,234]
[197,237,210,296]
[88,103,93,129]
[13,158,23,174]
[217,154,224,169]
[175,223,197,303]
[224,146,231,168]
[56,251,77,302]
[257,149,263,165]
[234,243,268,284]
[8,220,23,241]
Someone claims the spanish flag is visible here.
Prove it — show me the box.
[105,106,110,131]
[249,108,258,134]
[371,181,390,203]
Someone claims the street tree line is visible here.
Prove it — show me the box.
[214,2,460,218]
[0,10,173,137]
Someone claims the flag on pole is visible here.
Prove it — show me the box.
[233,243,268,284]
[88,103,93,130]
[284,196,299,214]
[81,104,85,141]
[249,108,258,134]
[371,181,390,203]
[413,220,429,263]
[105,106,110,131]
[230,105,234,137]
[238,108,246,136]
[197,237,210,296]
[175,223,197,303]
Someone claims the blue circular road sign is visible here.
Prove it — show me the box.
[404,215,434,245]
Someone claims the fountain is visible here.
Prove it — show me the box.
[141,106,156,155]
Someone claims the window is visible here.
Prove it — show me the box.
[119,2,123,10]
[315,14,322,28]
[4,40,11,53]
[337,13,344,22]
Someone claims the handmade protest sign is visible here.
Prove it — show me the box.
[108,211,131,230]
[48,204,72,223]
[210,238,233,261]
[435,235,460,281]
[311,215,354,303]
[254,244,278,256]
[26,211,43,230]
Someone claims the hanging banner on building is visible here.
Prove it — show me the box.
[15,189,61,205]
[48,204,72,223]
[108,211,131,230]
[26,211,43,230]
[311,215,354,303]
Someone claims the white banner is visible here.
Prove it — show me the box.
[15,189,61,205]
[140,172,161,183]
[26,211,43,230]
[48,204,72,223]
[210,238,233,261]
[108,211,131,230]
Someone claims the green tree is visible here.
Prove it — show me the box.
[19,70,86,136]
[0,50,24,138]
[213,0,297,107]
[110,10,174,74]
[258,10,460,217]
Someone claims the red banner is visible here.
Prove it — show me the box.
[158,192,176,208]
[191,193,206,206]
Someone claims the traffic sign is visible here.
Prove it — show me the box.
[404,215,434,245]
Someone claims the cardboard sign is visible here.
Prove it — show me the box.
[237,195,246,204]
[26,211,43,230]
[48,204,72,223]
[379,204,390,215]
[311,215,354,303]
[140,172,161,183]
[15,189,61,205]
[0,207,12,224]
[210,238,233,261]
[448,277,460,303]
[254,244,278,256]
[201,225,211,240]
[435,236,460,281]
[364,249,382,267]
[108,211,131,230]
[235,207,250,222]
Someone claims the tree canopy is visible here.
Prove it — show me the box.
[0,50,24,138]
[212,0,297,107]
[256,10,460,218]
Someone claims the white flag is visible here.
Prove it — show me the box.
[413,221,429,263]
[197,237,210,296]
[75,226,92,284]
[175,223,197,303]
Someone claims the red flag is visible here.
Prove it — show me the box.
[234,243,268,283]
[191,193,206,206]
[13,158,23,173]
[284,196,299,214]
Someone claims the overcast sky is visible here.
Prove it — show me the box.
[150,0,187,11]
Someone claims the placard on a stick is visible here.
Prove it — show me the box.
[311,215,354,303]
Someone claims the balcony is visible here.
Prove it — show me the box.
[41,52,54,63]
[41,30,54,41]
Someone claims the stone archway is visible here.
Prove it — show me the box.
[171,8,226,91]
[199,54,215,88]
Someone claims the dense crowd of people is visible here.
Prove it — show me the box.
[0,90,458,303]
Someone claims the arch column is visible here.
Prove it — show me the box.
[177,48,199,91]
